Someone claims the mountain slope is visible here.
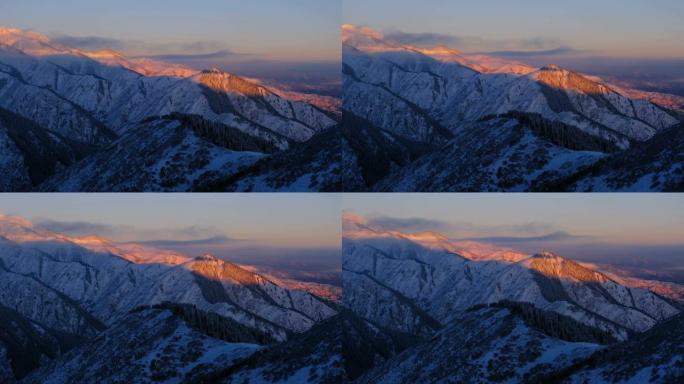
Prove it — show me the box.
[218,313,345,384]
[343,225,680,340]
[341,112,435,191]
[566,122,684,191]
[38,114,268,192]
[371,114,607,191]
[210,310,418,384]
[209,125,342,192]
[0,304,84,383]
[562,311,684,383]
[0,107,94,191]
[23,305,262,384]
[355,303,606,384]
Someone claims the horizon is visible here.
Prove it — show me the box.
[343,194,684,283]
[0,0,341,94]
[0,0,340,62]
[343,0,684,97]
[343,0,684,59]
[0,194,342,283]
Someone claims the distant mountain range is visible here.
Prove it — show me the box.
[0,27,340,191]
[342,25,684,192]
[0,214,341,383]
[341,215,684,383]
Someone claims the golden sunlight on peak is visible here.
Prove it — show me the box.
[342,211,368,227]
[342,24,384,41]
[73,234,111,244]
[82,49,124,59]
[0,27,50,44]
[197,70,265,97]
[0,214,34,228]
[412,45,461,56]
[527,253,609,284]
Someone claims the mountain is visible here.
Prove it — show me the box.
[204,125,342,192]
[0,215,337,342]
[0,27,338,191]
[370,113,608,192]
[0,214,339,382]
[565,121,684,191]
[342,25,683,191]
[342,216,684,382]
[354,302,608,384]
[0,304,85,383]
[561,311,684,383]
[0,107,95,191]
[22,304,264,384]
[342,219,681,341]
[206,309,418,384]
[38,114,268,192]
[217,312,345,384]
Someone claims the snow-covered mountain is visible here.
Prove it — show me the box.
[342,25,684,191]
[209,125,342,192]
[37,114,269,192]
[0,304,85,383]
[342,215,684,382]
[0,27,338,191]
[354,302,607,384]
[568,121,684,191]
[0,214,339,382]
[342,215,682,341]
[222,312,345,383]
[0,214,336,340]
[562,311,684,383]
[22,304,264,384]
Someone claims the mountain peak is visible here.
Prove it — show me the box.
[202,66,224,74]
[533,250,562,259]
[541,64,562,71]
[0,26,50,45]
[0,214,34,229]
[196,69,265,97]
[411,45,462,57]
[195,253,218,261]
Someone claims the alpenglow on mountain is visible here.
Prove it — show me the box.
[341,214,684,383]
[0,214,342,383]
[0,27,340,192]
[341,25,684,192]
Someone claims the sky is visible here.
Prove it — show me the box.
[344,0,684,58]
[0,194,342,282]
[0,0,342,94]
[1,0,340,61]
[343,194,684,282]
[344,0,684,96]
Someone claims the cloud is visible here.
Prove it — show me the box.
[35,220,131,236]
[131,235,235,248]
[486,47,581,57]
[383,29,570,55]
[33,219,228,243]
[49,34,229,57]
[51,35,130,51]
[384,31,468,47]
[366,216,454,233]
[352,213,559,238]
[147,50,239,61]
[461,231,592,244]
